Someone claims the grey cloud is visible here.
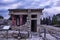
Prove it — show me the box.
[0,0,60,19]
[56,1,60,6]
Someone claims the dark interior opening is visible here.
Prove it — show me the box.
[22,15,27,25]
[31,15,37,18]
[15,15,20,26]
[31,20,37,32]
[15,15,27,26]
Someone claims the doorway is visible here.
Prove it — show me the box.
[31,20,37,32]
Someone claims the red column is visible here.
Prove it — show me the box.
[20,15,23,25]
[12,15,15,25]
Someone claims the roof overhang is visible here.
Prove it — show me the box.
[8,9,44,15]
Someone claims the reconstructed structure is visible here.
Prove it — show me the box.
[8,9,43,32]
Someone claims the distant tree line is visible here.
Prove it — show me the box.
[41,16,52,25]
[40,14,60,25]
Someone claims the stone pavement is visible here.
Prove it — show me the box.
[0,32,43,40]
[0,33,57,40]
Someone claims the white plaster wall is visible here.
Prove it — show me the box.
[31,12,42,32]
[12,12,28,15]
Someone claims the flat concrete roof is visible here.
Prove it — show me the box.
[8,9,44,12]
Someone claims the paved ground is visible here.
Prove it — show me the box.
[0,32,43,40]
[0,32,57,40]
[0,25,59,40]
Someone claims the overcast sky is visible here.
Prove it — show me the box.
[0,0,60,19]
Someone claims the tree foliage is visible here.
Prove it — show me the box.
[52,15,57,25]
[41,16,52,25]
[0,16,4,19]
[52,14,60,25]
[56,14,60,25]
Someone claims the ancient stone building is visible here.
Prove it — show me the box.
[8,9,43,32]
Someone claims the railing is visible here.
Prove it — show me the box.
[40,25,60,40]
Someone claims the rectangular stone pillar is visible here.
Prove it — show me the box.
[27,10,31,32]
[37,13,41,32]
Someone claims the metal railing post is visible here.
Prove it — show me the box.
[44,28,46,40]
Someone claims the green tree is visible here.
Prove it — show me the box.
[56,14,60,25]
[52,15,57,25]
[0,16,4,19]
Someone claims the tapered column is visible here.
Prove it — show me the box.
[20,15,23,25]
[12,15,15,25]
